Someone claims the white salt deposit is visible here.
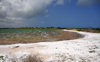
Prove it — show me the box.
[0,30,100,62]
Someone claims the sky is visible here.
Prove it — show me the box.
[0,0,100,28]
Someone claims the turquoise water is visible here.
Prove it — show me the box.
[0,29,57,33]
[0,29,82,44]
[0,29,60,39]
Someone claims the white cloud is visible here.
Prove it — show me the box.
[0,0,99,28]
[0,0,53,18]
[56,0,64,5]
[0,0,63,28]
[77,0,100,5]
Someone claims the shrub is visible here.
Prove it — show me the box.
[23,55,43,62]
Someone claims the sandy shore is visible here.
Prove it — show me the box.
[0,30,100,62]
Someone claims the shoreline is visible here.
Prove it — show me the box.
[0,30,83,45]
[0,30,100,62]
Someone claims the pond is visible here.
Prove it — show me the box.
[0,29,83,44]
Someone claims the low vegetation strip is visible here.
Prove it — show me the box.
[67,28,100,33]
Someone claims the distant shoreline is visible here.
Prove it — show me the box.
[0,27,66,29]
[0,27,100,33]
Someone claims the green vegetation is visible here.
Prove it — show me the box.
[76,28,100,31]
[75,28,100,33]
[0,56,4,60]
[0,27,67,29]
[17,27,66,29]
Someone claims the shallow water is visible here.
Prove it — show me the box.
[0,29,60,39]
[0,29,57,33]
[0,29,83,44]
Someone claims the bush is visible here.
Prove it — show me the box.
[23,55,43,62]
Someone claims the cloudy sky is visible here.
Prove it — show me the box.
[0,0,100,28]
